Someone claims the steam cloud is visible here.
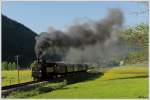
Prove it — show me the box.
[35,8,128,65]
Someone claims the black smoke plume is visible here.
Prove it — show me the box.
[35,8,126,65]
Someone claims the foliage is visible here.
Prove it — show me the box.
[2,61,17,70]
[2,61,8,70]
[120,23,148,49]
[124,50,148,64]
[12,62,17,70]
[8,63,12,70]
[120,23,148,64]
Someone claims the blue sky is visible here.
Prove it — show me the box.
[2,1,149,34]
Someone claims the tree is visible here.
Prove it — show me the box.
[2,61,8,70]
[120,23,148,64]
[12,62,17,70]
[8,62,12,70]
[120,23,148,49]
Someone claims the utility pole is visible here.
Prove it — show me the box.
[15,55,20,84]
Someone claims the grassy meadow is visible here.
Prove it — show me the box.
[2,70,33,86]
[4,63,148,99]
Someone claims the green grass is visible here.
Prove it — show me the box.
[2,70,33,86]
[5,64,149,99]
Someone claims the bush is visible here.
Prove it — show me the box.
[12,62,17,70]
[125,50,148,64]
[2,61,8,70]
[120,23,148,64]
[2,61,17,70]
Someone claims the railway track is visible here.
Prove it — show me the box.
[2,81,48,92]
[2,81,36,90]
[2,80,49,98]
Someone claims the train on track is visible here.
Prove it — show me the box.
[32,59,89,81]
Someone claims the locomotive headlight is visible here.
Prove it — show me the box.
[39,70,42,73]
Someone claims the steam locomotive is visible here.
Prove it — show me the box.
[32,59,89,81]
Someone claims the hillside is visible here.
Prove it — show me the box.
[2,15,37,66]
